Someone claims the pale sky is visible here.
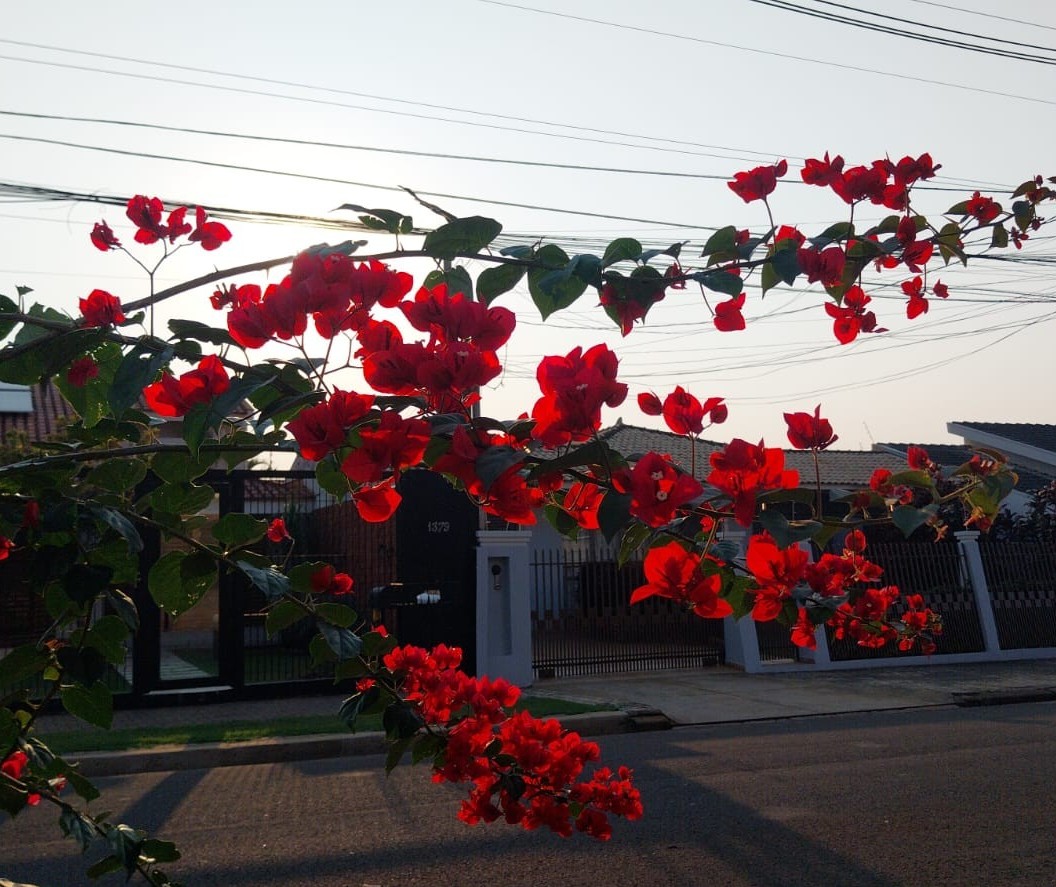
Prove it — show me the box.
[2,0,1055,451]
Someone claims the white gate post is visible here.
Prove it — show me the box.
[954,530,1001,653]
[476,530,534,686]
[719,525,763,673]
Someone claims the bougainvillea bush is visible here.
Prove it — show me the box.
[0,154,1050,885]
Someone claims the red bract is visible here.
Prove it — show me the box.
[902,276,929,319]
[227,300,275,349]
[618,451,703,527]
[797,246,846,288]
[66,356,99,387]
[746,533,809,621]
[891,153,940,187]
[824,286,882,345]
[142,355,230,417]
[266,518,291,543]
[658,387,724,436]
[0,536,13,561]
[211,283,261,311]
[791,607,817,649]
[126,195,167,244]
[22,500,40,530]
[400,284,515,350]
[907,446,934,471]
[933,280,949,299]
[1,751,39,805]
[707,439,798,527]
[286,389,375,462]
[563,481,604,530]
[637,392,663,416]
[90,221,121,252]
[310,564,354,596]
[165,206,193,243]
[353,481,402,522]
[713,293,746,332]
[630,541,731,618]
[79,289,125,328]
[727,159,788,203]
[531,344,627,448]
[598,279,666,336]
[800,153,845,188]
[965,192,1001,224]
[187,206,232,251]
[340,411,432,484]
[784,404,838,450]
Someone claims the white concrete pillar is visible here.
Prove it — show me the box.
[718,525,763,673]
[954,530,1001,653]
[476,530,534,687]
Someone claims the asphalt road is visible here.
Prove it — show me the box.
[3,703,1055,887]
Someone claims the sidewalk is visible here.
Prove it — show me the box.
[30,659,1056,776]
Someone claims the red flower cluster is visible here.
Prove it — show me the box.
[824,286,883,345]
[310,564,354,596]
[142,355,230,417]
[728,160,788,203]
[713,292,747,332]
[286,389,375,462]
[382,643,642,840]
[707,439,798,527]
[0,535,13,561]
[122,196,231,250]
[616,451,703,527]
[1,751,39,805]
[745,533,810,621]
[784,404,838,450]
[66,356,99,387]
[266,518,291,543]
[531,345,627,448]
[801,153,939,210]
[78,289,125,328]
[638,387,726,436]
[630,541,732,618]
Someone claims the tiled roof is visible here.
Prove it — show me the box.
[949,422,1056,454]
[243,477,315,502]
[0,382,76,442]
[877,442,1056,494]
[596,421,906,487]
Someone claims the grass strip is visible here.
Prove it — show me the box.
[43,697,613,755]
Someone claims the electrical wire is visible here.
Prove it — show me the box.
[901,0,1056,35]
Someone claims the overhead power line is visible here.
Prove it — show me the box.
[474,0,1056,107]
[747,0,1056,64]
[902,0,1056,34]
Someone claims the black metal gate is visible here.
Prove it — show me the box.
[530,547,725,678]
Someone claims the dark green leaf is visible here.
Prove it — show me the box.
[385,735,415,774]
[86,855,124,879]
[423,265,474,298]
[475,446,525,490]
[149,451,213,484]
[701,226,738,259]
[139,839,181,865]
[61,681,113,729]
[476,263,526,305]
[383,700,426,741]
[528,244,588,319]
[0,645,50,687]
[617,521,652,566]
[87,458,148,493]
[315,458,350,497]
[148,551,216,616]
[315,602,357,628]
[88,505,144,555]
[105,823,144,880]
[109,343,173,417]
[238,560,291,603]
[410,733,446,765]
[62,564,113,606]
[318,623,362,659]
[810,221,854,248]
[60,808,98,852]
[892,504,934,538]
[308,633,337,666]
[105,588,140,632]
[991,223,1009,249]
[422,216,502,259]
[757,510,821,548]
[691,270,743,296]
[528,439,623,480]
[168,319,235,348]
[265,599,307,636]
[598,492,632,544]
[887,469,935,489]
[543,503,579,539]
[149,482,215,516]
[601,237,642,267]
[335,204,412,235]
[0,294,19,340]
[182,376,273,456]
[83,616,130,665]
[212,513,267,549]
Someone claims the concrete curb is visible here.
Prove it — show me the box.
[951,686,1056,707]
[74,709,665,778]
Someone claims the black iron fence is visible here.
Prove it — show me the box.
[530,547,725,678]
[979,539,1056,650]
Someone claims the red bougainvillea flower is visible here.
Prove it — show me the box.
[164,206,193,243]
[637,391,663,416]
[707,439,799,527]
[773,224,807,248]
[125,195,167,244]
[353,480,402,523]
[906,446,934,471]
[890,153,941,187]
[340,411,432,484]
[791,607,817,650]
[745,532,809,621]
[0,536,13,561]
[188,206,232,251]
[309,564,354,596]
[617,451,703,527]
[901,276,929,319]
[143,355,230,417]
[286,389,375,462]
[728,159,788,203]
[66,356,99,387]
[631,541,732,618]
[89,220,121,252]
[800,153,845,188]
[784,404,838,450]
[226,299,275,349]
[657,387,725,437]
[598,277,666,337]
[797,246,846,288]
[965,192,1001,224]
[531,344,627,448]
[266,518,291,543]
[1,750,39,804]
[824,286,883,345]
[79,289,126,328]
[933,280,949,299]
[563,481,604,530]
[713,293,746,332]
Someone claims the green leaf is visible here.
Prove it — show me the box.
[315,602,357,628]
[543,503,579,539]
[691,269,743,296]
[335,204,413,234]
[109,342,173,417]
[475,446,525,490]
[810,221,854,248]
[149,451,213,484]
[991,223,1009,249]
[149,482,215,516]
[422,216,502,259]
[265,600,306,635]
[701,226,738,260]
[318,623,363,659]
[411,732,446,765]
[60,808,98,852]
[140,838,181,865]
[61,681,113,729]
[601,237,642,267]
[757,510,821,548]
[721,575,754,619]
[212,513,267,550]
[887,469,935,489]
[617,521,652,566]
[86,855,124,879]
[383,700,426,740]
[598,492,632,544]
[83,615,130,665]
[891,504,934,538]
[105,588,140,632]
[423,265,474,298]
[88,505,144,554]
[315,458,350,497]
[105,823,144,880]
[476,263,526,305]
[0,644,50,687]
[0,293,19,340]
[238,560,291,603]
[528,244,588,319]
[528,439,624,481]
[148,551,216,616]
[182,375,273,456]
[385,735,415,774]
[339,685,381,730]
[168,319,235,348]
[308,633,337,666]
[62,564,113,606]
[86,458,148,493]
